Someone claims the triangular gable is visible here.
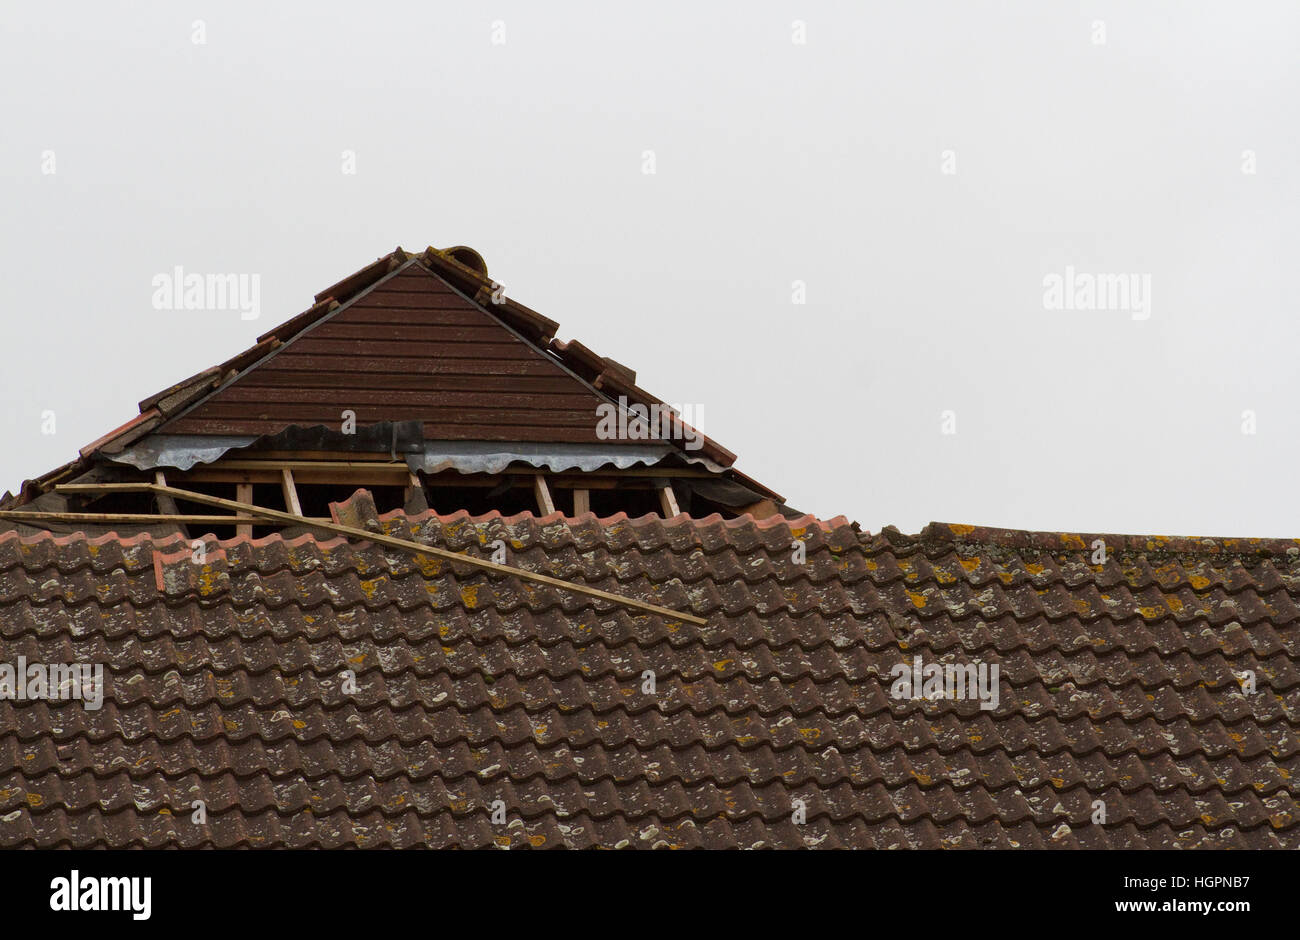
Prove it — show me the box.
[1,245,781,520]
[160,262,637,444]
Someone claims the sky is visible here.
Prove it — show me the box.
[1,1,1297,537]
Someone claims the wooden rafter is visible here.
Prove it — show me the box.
[533,475,555,515]
[658,483,680,518]
[153,471,179,515]
[281,468,302,516]
[235,483,253,537]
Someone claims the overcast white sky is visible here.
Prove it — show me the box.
[2,2,1297,537]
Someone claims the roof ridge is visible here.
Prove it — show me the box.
[911,521,1300,557]
[0,509,859,550]
[378,506,854,531]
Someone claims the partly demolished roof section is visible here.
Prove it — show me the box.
[1,246,783,529]
[127,246,730,463]
[160,263,648,444]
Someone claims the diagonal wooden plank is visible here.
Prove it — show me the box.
[55,482,705,625]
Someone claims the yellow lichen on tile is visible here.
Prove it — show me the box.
[198,567,220,596]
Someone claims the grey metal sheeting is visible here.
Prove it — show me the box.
[108,435,258,471]
[409,441,724,475]
[108,435,727,476]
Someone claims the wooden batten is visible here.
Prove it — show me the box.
[48,452,757,529]
[179,460,410,486]
[658,483,680,518]
[533,475,555,515]
[281,468,303,516]
[154,472,180,516]
[236,483,253,536]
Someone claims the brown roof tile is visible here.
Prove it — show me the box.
[2,500,1299,847]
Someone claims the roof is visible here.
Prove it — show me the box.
[89,246,732,466]
[3,243,777,514]
[161,262,627,444]
[2,495,1296,848]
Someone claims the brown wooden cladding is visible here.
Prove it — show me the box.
[162,266,622,443]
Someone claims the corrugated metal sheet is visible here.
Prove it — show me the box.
[411,440,724,475]
[107,434,725,476]
[108,434,256,471]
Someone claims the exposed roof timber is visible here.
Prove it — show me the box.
[658,483,680,518]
